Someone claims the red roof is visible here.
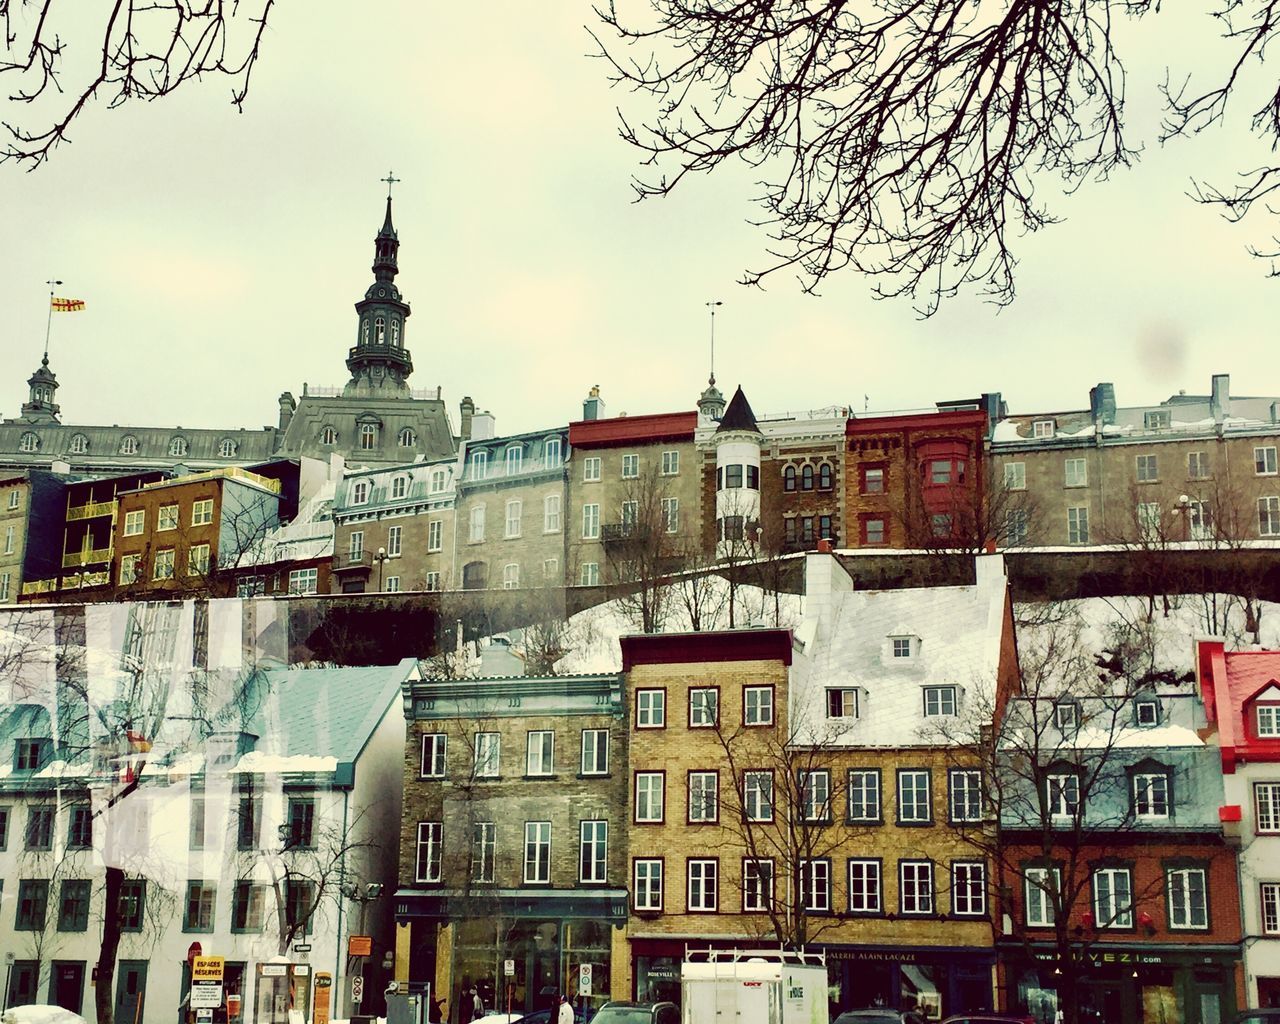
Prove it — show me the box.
[569,411,697,448]
[846,408,987,436]
[1198,640,1280,771]
[621,628,793,670]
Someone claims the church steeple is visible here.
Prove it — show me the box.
[21,355,60,423]
[346,178,414,397]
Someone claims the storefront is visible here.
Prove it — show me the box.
[821,945,996,1021]
[1000,942,1243,1024]
[397,890,627,1019]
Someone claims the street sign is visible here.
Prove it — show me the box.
[313,973,332,1024]
[191,983,224,1009]
[193,957,225,983]
[293,944,312,954]
[261,965,287,978]
[348,935,373,958]
[578,964,592,997]
[503,960,515,978]
[351,976,364,1005]
[196,1011,213,1023]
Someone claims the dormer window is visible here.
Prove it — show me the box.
[1258,704,1280,737]
[14,738,50,771]
[1032,419,1056,438]
[826,688,860,719]
[430,469,447,493]
[69,434,89,454]
[1133,771,1171,819]
[1135,698,1160,728]
[544,437,562,464]
[375,316,386,344]
[218,438,238,458]
[506,445,523,474]
[18,432,39,453]
[1046,772,1080,819]
[1054,702,1079,732]
[120,435,139,455]
[169,436,188,457]
[321,426,338,446]
[391,476,408,500]
[398,428,416,447]
[470,450,489,477]
[1144,410,1171,430]
[360,424,377,451]
[922,685,957,717]
[352,481,370,505]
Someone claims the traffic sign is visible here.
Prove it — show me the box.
[193,957,225,983]
[293,945,312,954]
[351,976,364,1005]
[578,964,592,997]
[191,983,224,1009]
[503,960,515,978]
[348,936,373,958]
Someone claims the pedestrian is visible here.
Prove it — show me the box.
[557,993,574,1024]
[471,987,483,1020]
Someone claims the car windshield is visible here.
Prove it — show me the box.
[593,1011,654,1024]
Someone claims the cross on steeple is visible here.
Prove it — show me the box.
[380,171,401,199]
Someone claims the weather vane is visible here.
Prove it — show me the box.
[705,300,723,385]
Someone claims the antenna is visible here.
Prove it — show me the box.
[705,301,723,384]
[43,279,63,363]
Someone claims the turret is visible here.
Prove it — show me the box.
[714,386,762,556]
[20,356,60,424]
[345,195,414,396]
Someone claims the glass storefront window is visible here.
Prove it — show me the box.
[899,965,941,1021]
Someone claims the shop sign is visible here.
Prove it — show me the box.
[261,965,288,977]
[827,950,923,963]
[1031,950,1165,966]
[348,935,373,958]
[313,973,332,1024]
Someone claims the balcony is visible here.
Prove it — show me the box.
[602,523,652,548]
[332,551,373,573]
[62,547,112,569]
[347,342,413,376]
[20,578,57,596]
[61,571,110,590]
[66,499,117,521]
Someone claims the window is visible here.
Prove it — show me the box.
[285,797,315,848]
[801,770,831,822]
[688,772,718,823]
[862,465,886,494]
[229,881,265,934]
[427,519,443,552]
[634,859,663,911]
[826,688,859,719]
[67,804,92,849]
[69,434,88,454]
[579,562,599,586]
[621,453,639,478]
[1003,462,1026,490]
[236,788,262,850]
[1136,453,1159,483]
[1262,882,1280,935]
[897,770,931,824]
[1005,508,1029,545]
[1144,410,1171,430]
[1188,451,1209,479]
[784,465,797,492]
[57,879,90,931]
[526,731,554,776]
[661,497,679,533]
[583,457,601,482]
[385,525,402,558]
[524,821,552,883]
[352,481,370,505]
[321,426,338,446]
[848,770,881,822]
[929,459,953,485]
[6,490,17,509]
[475,733,500,778]
[1032,419,1055,438]
[506,445,523,475]
[123,509,145,536]
[154,504,178,532]
[425,571,441,592]
[800,860,831,912]
[1132,772,1170,819]
[25,805,52,850]
[360,423,377,450]
[120,435,139,455]
[1068,506,1090,544]
[543,557,559,580]
[1093,867,1134,928]
[863,517,885,545]
[661,450,680,475]
[544,437,562,464]
[724,464,744,489]
[1257,446,1279,476]
[349,531,365,560]
[192,498,214,526]
[15,879,49,930]
[187,543,210,576]
[899,860,934,915]
[1253,782,1280,833]
[15,739,49,771]
[471,822,496,883]
[689,688,718,727]
[464,504,485,543]
[620,500,639,534]
[580,821,608,883]
[636,689,665,728]
[415,822,442,883]
[390,319,400,346]
[188,793,207,850]
[582,503,600,539]
[688,859,718,911]
[398,428,415,447]
[169,436,188,457]
[1025,866,1060,927]
[1137,501,1161,540]
[635,773,664,822]
[1135,699,1160,727]
[420,734,447,778]
[0,572,8,602]
[1047,773,1080,819]
[1054,703,1079,731]
[581,729,609,775]
[952,861,987,916]
[390,476,408,500]
[284,879,315,930]
[848,860,882,914]
[184,881,216,932]
[218,437,238,458]
[923,685,958,717]
[288,568,318,594]
[949,770,983,822]
[743,859,774,912]
[18,432,39,453]
[744,686,773,726]
[119,879,145,931]
[1188,499,1213,540]
[1065,458,1088,487]
[1260,497,1280,537]
[744,771,773,822]
[544,495,561,533]
[1167,867,1208,930]
[502,563,520,590]
[818,462,834,490]
[430,469,447,493]
[469,450,489,478]
[800,464,814,491]
[891,636,913,659]
[1258,705,1280,737]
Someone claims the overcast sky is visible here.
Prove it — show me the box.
[2,3,1277,438]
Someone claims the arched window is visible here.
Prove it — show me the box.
[362,319,370,344]
[818,463,833,490]
[18,432,39,453]
[218,438,238,458]
[430,469,447,494]
[391,319,400,347]
[398,427,416,447]
[360,424,377,450]
[374,317,386,344]
[169,436,188,457]
[120,436,139,455]
[801,464,815,491]
[321,426,338,446]
[505,445,523,474]
[69,434,89,454]
[544,437,562,464]
[391,476,408,500]
[784,465,797,492]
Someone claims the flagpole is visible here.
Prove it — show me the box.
[44,278,62,362]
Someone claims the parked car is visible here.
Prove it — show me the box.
[471,1014,524,1024]
[940,1016,1037,1024]
[516,1007,594,1024]
[2,1010,90,1024]
[1232,1013,1280,1024]
[833,1011,927,1024]
[590,1002,679,1024]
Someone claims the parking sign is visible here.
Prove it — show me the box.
[578,964,592,997]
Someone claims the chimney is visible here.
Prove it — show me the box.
[974,552,1007,592]
[459,396,475,440]
[277,392,296,432]
[1210,374,1230,422]
[471,411,496,441]
[980,392,1006,437]
[803,547,854,641]
[583,385,606,421]
[1089,383,1116,426]
[50,459,70,476]
[1271,401,1279,425]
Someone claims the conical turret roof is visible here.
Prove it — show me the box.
[715,386,760,434]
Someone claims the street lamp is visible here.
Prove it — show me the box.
[1173,493,1193,542]
[375,546,388,591]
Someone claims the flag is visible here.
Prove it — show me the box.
[51,297,85,312]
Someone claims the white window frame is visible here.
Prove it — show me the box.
[544,437,562,464]
[505,445,523,475]
[123,509,145,536]
[800,770,831,822]
[583,456,601,482]
[800,859,831,912]
[897,770,931,823]
[1188,451,1209,479]
[1025,866,1060,928]
[154,548,175,580]
[952,861,987,917]
[349,531,364,559]
[826,688,859,719]
[425,571,441,592]
[526,731,554,776]
[1134,772,1170,819]
[523,821,551,884]
[1257,446,1279,476]
[1068,506,1090,544]
[469,505,485,543]
[1136,453,1159,483]
[579,562,599,586]
[1047,773,1080,819]
[661,497,679,534]
[428,519,443,552]
[636,689,665,728]
[505,499,522,539]
[288,568,318,594]
[1003,462,1026,490]
[352,481,370,505]
[1260,496,1280,537]
[543,494,561,533]
[1258,705,1280,738]
[580,820,608,884]
[923,685,958,717]
[1167,867,1208,930]
[391,475,408,500]
[1065,458,1088,488]
[847,859,881,914]
[899,860,934,915]
[635,772,664,823]
[661,450,680,475]
[1135,698,1160,727]
[742,858,774,913]
[1054,703,1079,731]
[744,771,773,822]
[847,770,881,822]
[420,734,447,778]
[387,525,402,557]
[471,821,496,883]
[689,688,718,728]
[158,504,179,532]
[634,859,663,912]
[474,732,500,778]
[743,686,774,726]
[1093,867,1134,929]
[192,499,214,526]
[621,453,639,479]
[1261,881,1280,935]
[119,554,140,586]
[415,822,442,884]
[891,636,913,659]
[1256,782,1280,833]
[542,557,559,580]
[581,729,609,775]
[687,859,718,912]
[949,769,983,823]
[430,469,447,494]
[582,503,600,539]
[688,771,718,823]
[187,543,210,577]
[502,563,519,590]
[1032,419,1055,438]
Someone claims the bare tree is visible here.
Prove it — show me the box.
[1,0,276,167]
[900,469,1042,554]
[670,542,728,632]
[604,464,684,633]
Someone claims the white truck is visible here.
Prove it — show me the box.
[680,950,829,1024]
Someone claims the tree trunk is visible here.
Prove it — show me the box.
[95,866,124,1024]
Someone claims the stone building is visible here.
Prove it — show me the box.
[394,670,629,1019]
[0,469,71,602]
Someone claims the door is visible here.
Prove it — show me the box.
[1078,982,1126,1024]
[6,961,40,1009]
[115,961,148,1024]
[52,962,85,1014]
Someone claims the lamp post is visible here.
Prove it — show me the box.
[375,547,388,592]
[1173,493,1193,542]
[342,882,383,1015]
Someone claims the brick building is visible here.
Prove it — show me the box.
[394,670,629,1019]
[0,469,71,603]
